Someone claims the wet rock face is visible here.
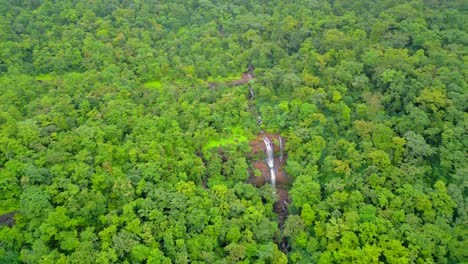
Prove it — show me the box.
[248,133,290,253]
[248,133,288,187]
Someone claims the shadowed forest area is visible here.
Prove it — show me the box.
[0,0,467,263]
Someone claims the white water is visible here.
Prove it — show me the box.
[279,136,284,162]
[262,137,276,188]
[248,74,254,101]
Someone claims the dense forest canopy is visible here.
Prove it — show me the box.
[0,0,466,263]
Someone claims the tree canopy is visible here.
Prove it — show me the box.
[0,0,466,263]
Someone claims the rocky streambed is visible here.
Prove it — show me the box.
[248,133,290,252]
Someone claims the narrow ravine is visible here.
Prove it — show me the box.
[244,67,290,253]
[248,133,290,253]
[207,65,291,253]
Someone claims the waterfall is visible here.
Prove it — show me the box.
[279,136,284,162]
[262,137,276,188]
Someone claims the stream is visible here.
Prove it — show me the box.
[262,137,276,188]
[249,133,290,253]
[244,67,290,253]
[207,66,290,253]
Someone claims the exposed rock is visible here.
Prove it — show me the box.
[248,133,290,252]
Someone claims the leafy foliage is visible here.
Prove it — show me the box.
[0,0,466,263]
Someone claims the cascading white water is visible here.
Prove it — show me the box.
[279,136,284,162]
[262,137,276,188]
[248,73,254,101]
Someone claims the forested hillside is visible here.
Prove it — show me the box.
[0,0,466,263]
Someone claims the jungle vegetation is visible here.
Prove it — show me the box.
[0,0,466,263]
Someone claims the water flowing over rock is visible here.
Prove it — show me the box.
[262,137,276,188]
[248,134,288,187]
[279,136,284,162]
[248,133,290,253]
